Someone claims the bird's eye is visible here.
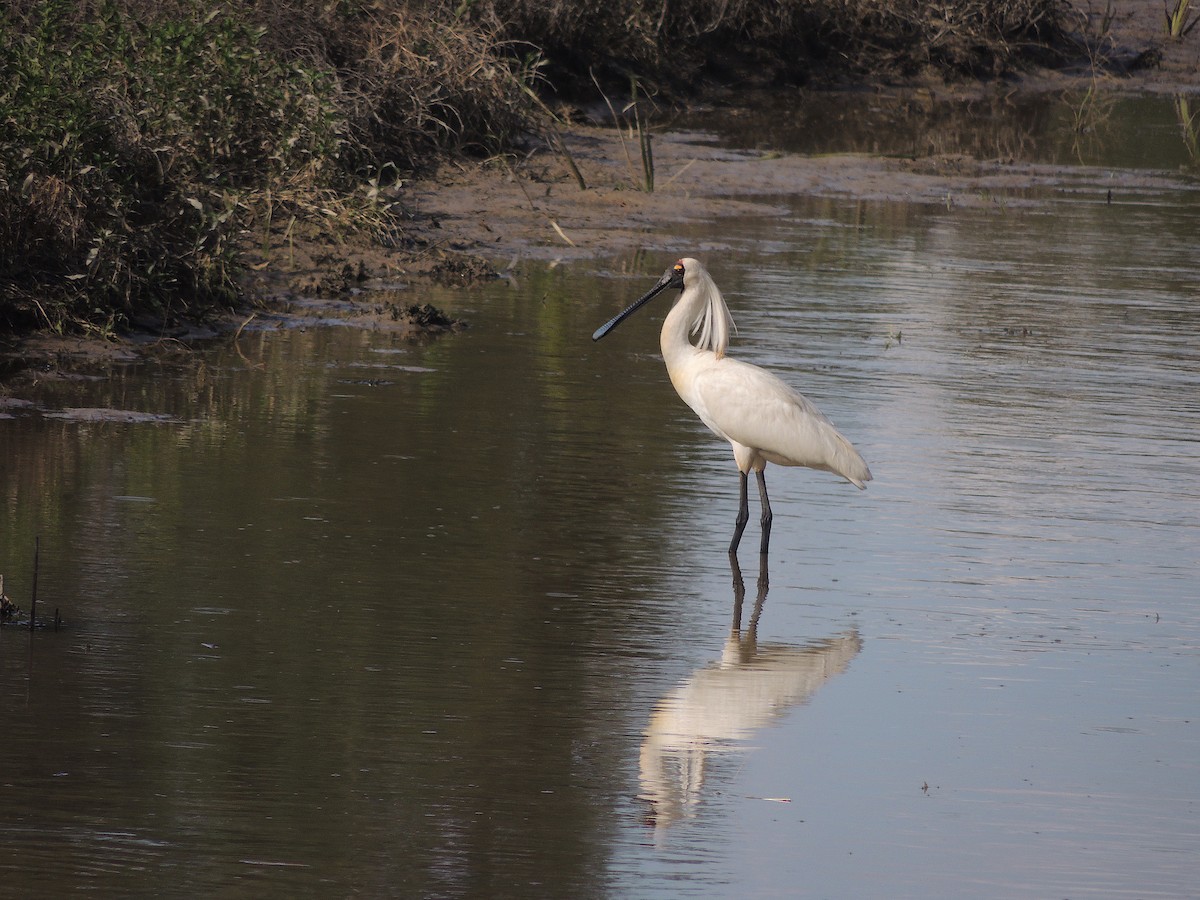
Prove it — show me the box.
[674,263,684,274]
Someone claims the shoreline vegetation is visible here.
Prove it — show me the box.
[0,0,1182,346]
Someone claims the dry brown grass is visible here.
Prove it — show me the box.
[0,0,538,334]
[248,2,539,168]
[466,0,1072,90]
[2,0,1080,337]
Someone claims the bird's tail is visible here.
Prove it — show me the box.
[829,430,872,489]
[842,450,872,489]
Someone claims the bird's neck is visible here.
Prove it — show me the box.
[660,297,704,367]
[660,284,728,367]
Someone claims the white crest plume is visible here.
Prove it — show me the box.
[684,258,736,358]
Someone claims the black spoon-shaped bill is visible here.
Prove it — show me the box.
[591,265,683,341]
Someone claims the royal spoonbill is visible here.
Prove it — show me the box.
[592,258,871,556]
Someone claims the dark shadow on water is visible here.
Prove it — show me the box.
[638,553,862,837]
[730,551,769,634]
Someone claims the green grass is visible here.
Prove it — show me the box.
[2,0,1077,338]
[1166,0,1199,38]
[0,0,535,335]
[1,1,348,332]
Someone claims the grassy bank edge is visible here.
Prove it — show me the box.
[0,0,1143,348]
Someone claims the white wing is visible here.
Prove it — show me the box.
[692,357,871,486]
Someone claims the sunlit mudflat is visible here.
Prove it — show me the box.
[2,94,1198,897]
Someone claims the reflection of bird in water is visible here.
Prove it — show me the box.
[593,257,871,556]
[639,556,862,833]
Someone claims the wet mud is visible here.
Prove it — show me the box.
[3,0,1195,377]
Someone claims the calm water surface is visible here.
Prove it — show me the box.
[2,95,1199,898]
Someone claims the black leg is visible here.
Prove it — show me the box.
[730,552,746,631]
[730,471,750,555]
[756,469,773,556]
[749,551,769,633]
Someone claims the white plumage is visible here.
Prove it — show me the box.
[593,257,871,555]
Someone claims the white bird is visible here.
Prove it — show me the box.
[593,257,871,556]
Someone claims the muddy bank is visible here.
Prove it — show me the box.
[0,226,474,379]
[402,120,1190,269]
[3,0,1196,380]
[324,0,1200,273]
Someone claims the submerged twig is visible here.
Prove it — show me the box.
[29,536,39,631]
[233,313,265,370]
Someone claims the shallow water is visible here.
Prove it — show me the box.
[683,89,1200,171]
[3,95,1199,897]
